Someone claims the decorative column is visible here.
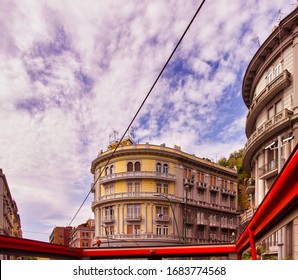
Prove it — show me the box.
[95,208,101,237]
[144,203,148,234]
[149,203,153,233]
[115,204,118,235]
[120,204,124,234]
[257,153,265,206]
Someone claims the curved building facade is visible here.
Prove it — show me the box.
[91,137,238,247]
[242,7,298,259]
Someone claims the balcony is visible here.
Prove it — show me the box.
[221,188,230,194]
[102,216,115,223]
[196,181,207,189]
[93,193,180,206]
[183,178,195,186]
[246,178,255,195]
[209,221,220,227]
[240,207,258,225]
[126,214,142,222]
[221,223,237,230]
[99,171,176,184]
[197,218,208,226]
[243,108,294,172]
[155,214,171,222]
[210,185,220,192]
[259,159,285,179]
[246,69,291,136]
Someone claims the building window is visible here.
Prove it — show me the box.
[105,184,114,195]
[156,182,168,194]
[275,99,282,114]
[221,179,228,189]
[210,228,217,241]
[105,165,114,176]
[104,206,114,221]
[197,226,205,239]
[156,163,162,173]
[127,224,140,235]
[156,205,170,219]
[127,162,133,172]
[209,175,217,186]
[103,225,114,236]
[210,192,217,204]
[127,181,141,193]
[197,189,205,201]
[268,106,274,119]
[230,197,235,209]
[221,194,229,206]
[163,164,169,173]
[156,225,169,236]
[82,232,89,238]
[221,229,228,242]
[135,161,141,171]
[127,161,141,172]
[274,62,282,77]
[127,204,141,219]
[268,69,274,83]
[82,241,89,247]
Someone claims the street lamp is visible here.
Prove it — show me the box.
[101,225,110,247]
[153,193,181,243]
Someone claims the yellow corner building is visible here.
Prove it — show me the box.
[91,134,238,247]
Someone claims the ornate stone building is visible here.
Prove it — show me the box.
[242,7,298,259]
[0,169,22,259]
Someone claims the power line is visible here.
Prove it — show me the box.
[68,0,207,226]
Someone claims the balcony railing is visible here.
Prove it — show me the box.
[102,216,115,223]
[259,158,285,179]
[100,171,176,183]
[244,108,293,157]
[197,218,208,225]
[156,214,171,222]
[196,181,207,189]
[259,159,278,177]
[126,214,142,222]
[246,69,291,135]
[240,207,258,225]
[92,192,237,213]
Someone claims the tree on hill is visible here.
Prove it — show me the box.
[218,149,249,211]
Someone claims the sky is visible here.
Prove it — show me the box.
[0,0,295,242]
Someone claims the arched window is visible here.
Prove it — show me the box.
[163,164,169,173]
[127,162,133,172]
[156,163,162,173]
[110,165,115,174]
[134,161,141,171]
[105,167,109,176]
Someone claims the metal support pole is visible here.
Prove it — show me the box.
[249,229,257,260]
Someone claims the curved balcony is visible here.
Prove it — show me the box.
[126,214,142,222]
[99,171,176,184]
[246,69,291,136]
[243,108,295,172]
[92,192,237,213]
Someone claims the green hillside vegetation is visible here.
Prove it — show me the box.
[218,149,250,211]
